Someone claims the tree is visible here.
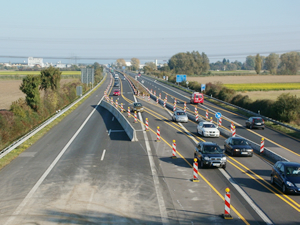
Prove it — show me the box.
[131,58,140,71]
[278,51,300,75]
[144,62,157,71]
[116,58,126,68]
[40,66,62,91]
[245,55,255,70]
[265,53,280,74]
[255,54,262,74]
[168,51,209,75]
[20,75,41,111]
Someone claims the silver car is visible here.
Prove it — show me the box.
[172,110,188,123]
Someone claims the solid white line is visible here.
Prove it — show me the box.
[4,96,105,225]
[134,95,169,225]
[219,168,273,225]
[101,149,106,161]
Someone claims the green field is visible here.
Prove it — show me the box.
[224,83,300,91]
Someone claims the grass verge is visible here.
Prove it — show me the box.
[0,76,106,171]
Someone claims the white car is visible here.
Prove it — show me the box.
[197,121,220,137]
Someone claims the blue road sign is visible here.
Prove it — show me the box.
[215,112,222,119]
[122,66,125,69]
[176,74,187,83]
[201,84,206,92]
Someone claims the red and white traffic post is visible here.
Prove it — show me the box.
[223,188,233,219]
[156,126,161,141]
[218,117,222,126]
[194,106,197,115]
[159,93,161,99]
[111,97,113,105]
[121,103,124,112]
[230,122,234,133]
[154,90,156,96]
[206,110,208,120]
[115,99,118,108]
[164,99,166,108]
[145,118,149,131]
[134,111,137,123]
[184,102,186,113]
[156,97,159,104]
[171,140,177,159]
[195,111,199,122]
[143,92,145,99]
[191,158,199,182]
[128,107,130,117]
[210,117,213,123]
[232,126,236,137]
[148,95,150,101]
[260,137,265,154]
[173,101,176,112]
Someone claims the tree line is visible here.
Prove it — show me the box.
[115,50,300,75]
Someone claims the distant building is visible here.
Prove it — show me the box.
[55,61,66,68]
[28,57,44,67]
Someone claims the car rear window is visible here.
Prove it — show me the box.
[203,146,222,154]
[203,124,216,128]
[254,118,263,123]
[177,112,186,115]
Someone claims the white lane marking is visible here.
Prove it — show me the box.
[112,117,115,121]
[134,95,169,225]
[108,129,111,136]
[219,168,273,225]
[4,96,105,225]
[101,149,106,161]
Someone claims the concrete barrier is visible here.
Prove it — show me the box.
[100,100,137,142]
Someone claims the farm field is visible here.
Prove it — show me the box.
[0,70,81,76]
[237,90,300,101]
[224,82,300,91]
[187,75,300,84]
[0,79,78,110]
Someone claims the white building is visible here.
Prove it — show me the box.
[28,57,44,67]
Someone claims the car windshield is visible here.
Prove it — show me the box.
[177,112,186,116]
[254,118,263,123]
[232,139,249,145]
[203,146,222,154]
[203,124,216,128]
[286,166,300,176]
[135,103,142,107]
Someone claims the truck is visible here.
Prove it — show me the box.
[190,92,204,104]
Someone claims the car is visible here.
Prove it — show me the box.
[131,102,144,112]
[172,110,188,123]
[224,137,253,157]
[194,142,226,169]
[114,82,120,87]
[197,121,220,137]
[113,89,120,96]
[270,161,300,194]
[190,92,204,104]
[246,117,265,129]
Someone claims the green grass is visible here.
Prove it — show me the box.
[224,83,300,91]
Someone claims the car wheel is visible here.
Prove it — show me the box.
[270,175,274,184]
[282,183,287,194]
[262,127,265,130]
[222,164,226,169]
[202,131,204,137]
[249,153,253,157]
[250,124,253,129]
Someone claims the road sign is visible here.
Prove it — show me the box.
[201,84,206,92]
[176,74,187,83]
[122,66,125,69]
[215,112,222,119]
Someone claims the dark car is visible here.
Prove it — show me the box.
[131,102,144,112]
[194,142,227,169]
[114,82,120,87]
[271,161,300,194]
[245,117,265,129]
[224,137,253,157]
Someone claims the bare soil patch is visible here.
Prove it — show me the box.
[0,79,79,110]
[187,75,300,84]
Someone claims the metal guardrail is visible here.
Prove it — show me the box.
[0,74,107,159]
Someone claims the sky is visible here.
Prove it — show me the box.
[1,0,300,64]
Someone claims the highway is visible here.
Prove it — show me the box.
[0,70,299,224]
[122,71,300,225]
